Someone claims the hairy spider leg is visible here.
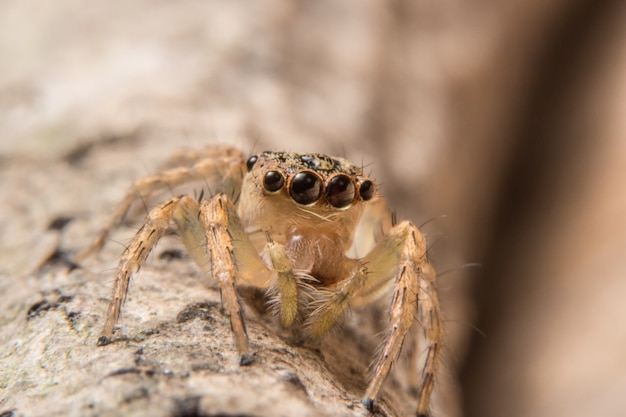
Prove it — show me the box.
[75,145,245,262]
[414,263,442,417]
[97,196,184,346]
[175,193,303,358]
[300,218,440,415]
[98,192,304,365]
[361,221,440,417]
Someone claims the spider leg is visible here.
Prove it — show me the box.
[361,221,441,417]
[306,219,416,337]
[76,145,244,262]
[304,219,440,415]
[97,192,270,363]
[414,263,442,417]
[97,196,184,346]
[194,194,252,364]
[176,193,302,363]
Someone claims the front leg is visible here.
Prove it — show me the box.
[97,192,302,366]
[362,221,441,417]
[174,194,263,365]
[414,263,442,417]
[303,220,441,415]
[175,194,302,363]
[203,195,252,365]
[96,193,260,363]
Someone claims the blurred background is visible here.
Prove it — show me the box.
[1,1,625,416]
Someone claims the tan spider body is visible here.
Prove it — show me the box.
[78,145,442,416]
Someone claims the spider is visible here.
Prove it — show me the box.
[77,144,442,416]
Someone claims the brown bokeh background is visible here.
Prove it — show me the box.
[1,1,625,416]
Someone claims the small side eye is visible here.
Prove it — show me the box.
[246,155,259,172]
[326,175,356,208]
[359,180,375,201]
[290,171,322,205]
[263,170,285,192]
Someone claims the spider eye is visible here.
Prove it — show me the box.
[246,155,259,172]
[326,175,355,208]
[359,180,375,201]
[263,170,285,192]
[290,171,322,205]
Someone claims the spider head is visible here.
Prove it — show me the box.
[237,151,377,244]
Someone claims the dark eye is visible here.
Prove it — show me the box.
[290,171,322,205]
[246,155,259,172]
[326,175,355,208]
[359,180,375,201]
[263,170,284,192]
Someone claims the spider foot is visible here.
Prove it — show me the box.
[362,397,375,412]
[239,353,254,366]
[96,335,110,346]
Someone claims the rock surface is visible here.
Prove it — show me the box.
[2,1,626,417]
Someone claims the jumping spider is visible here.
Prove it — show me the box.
[78,145,442,416]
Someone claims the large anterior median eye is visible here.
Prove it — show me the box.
[326,175,356,208]
[263,170,285,192]
[290,171,322,205]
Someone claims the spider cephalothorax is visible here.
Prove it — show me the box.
[238,151,376,288]
[77,145,442,416]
